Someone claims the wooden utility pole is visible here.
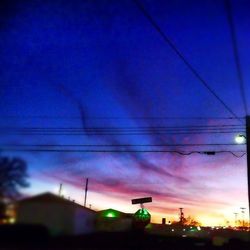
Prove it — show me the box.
[59,183,63,196]
[84,178,89,207]
[246,116,250,227]
[234,212,238,227]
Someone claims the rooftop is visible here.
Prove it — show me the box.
[18,192,96,213]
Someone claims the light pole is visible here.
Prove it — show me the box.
[235,117,249,229]
[246,116,250,229]
[234,212,238,228]
[240,207,246,227]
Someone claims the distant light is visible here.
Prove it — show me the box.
[9,218,15,224]
[197,226,201,231]
[62,190,67,196]
[235,134,246,144]
[183,229,186,231]
[171,229,174,232]
[190,226,193,229]
[102,209,119,218]
[106,212,115,218]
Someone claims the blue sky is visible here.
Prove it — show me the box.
[0,0,249,225]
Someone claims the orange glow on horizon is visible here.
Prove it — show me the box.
[27,178,248,227]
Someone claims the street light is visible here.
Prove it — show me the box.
[240,207,246,227]
[234,213,238,228]
[235,134,246,144]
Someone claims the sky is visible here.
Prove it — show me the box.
[0,0,249,226]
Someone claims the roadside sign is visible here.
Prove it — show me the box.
[131,197,152,204]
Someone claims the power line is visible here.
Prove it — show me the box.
[1,125,245,133]
[132,0,241,121]
[1,124,245,130]
[3,130,244,133]
[1,130,244,136]
[1,143,244,147]
[0,131,244,136]
[0,115,245,120]
[230,152,246,158]
[0,147,246,157]
[224,0,248,115]
[1,129,244,133]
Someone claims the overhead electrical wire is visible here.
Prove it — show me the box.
[1,128,245,135]
[0,147,246,157]
[0,131,245,136]
[0,115,245,120]
[230,152,246,158]
[132,0,241,122]
[1,148,246,158]
[1,124,245,130]
[22,130,243,133]
[0,143,245,147]
[224,0,248,115]
[0,124,245,135]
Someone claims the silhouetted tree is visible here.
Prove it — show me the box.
[183,216,201,227]
[171,215,201,227]
[0,156,29,199]
[0,157,29,219]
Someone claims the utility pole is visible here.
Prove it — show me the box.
[234,213,238,227]
[179,208,184,224]
[58,183,63,196]
[84,178,89,207]
[240,207,246,227]
[246,116,250,227]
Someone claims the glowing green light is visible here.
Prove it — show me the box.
[102,209,120,218]
[138,208,149,215]
[106,212,115,217]
[134,209,151,221]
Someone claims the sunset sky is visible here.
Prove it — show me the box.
[0,0,249,226]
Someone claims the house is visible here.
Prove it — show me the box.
[96,208,133,232]
[16,192,96,235]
